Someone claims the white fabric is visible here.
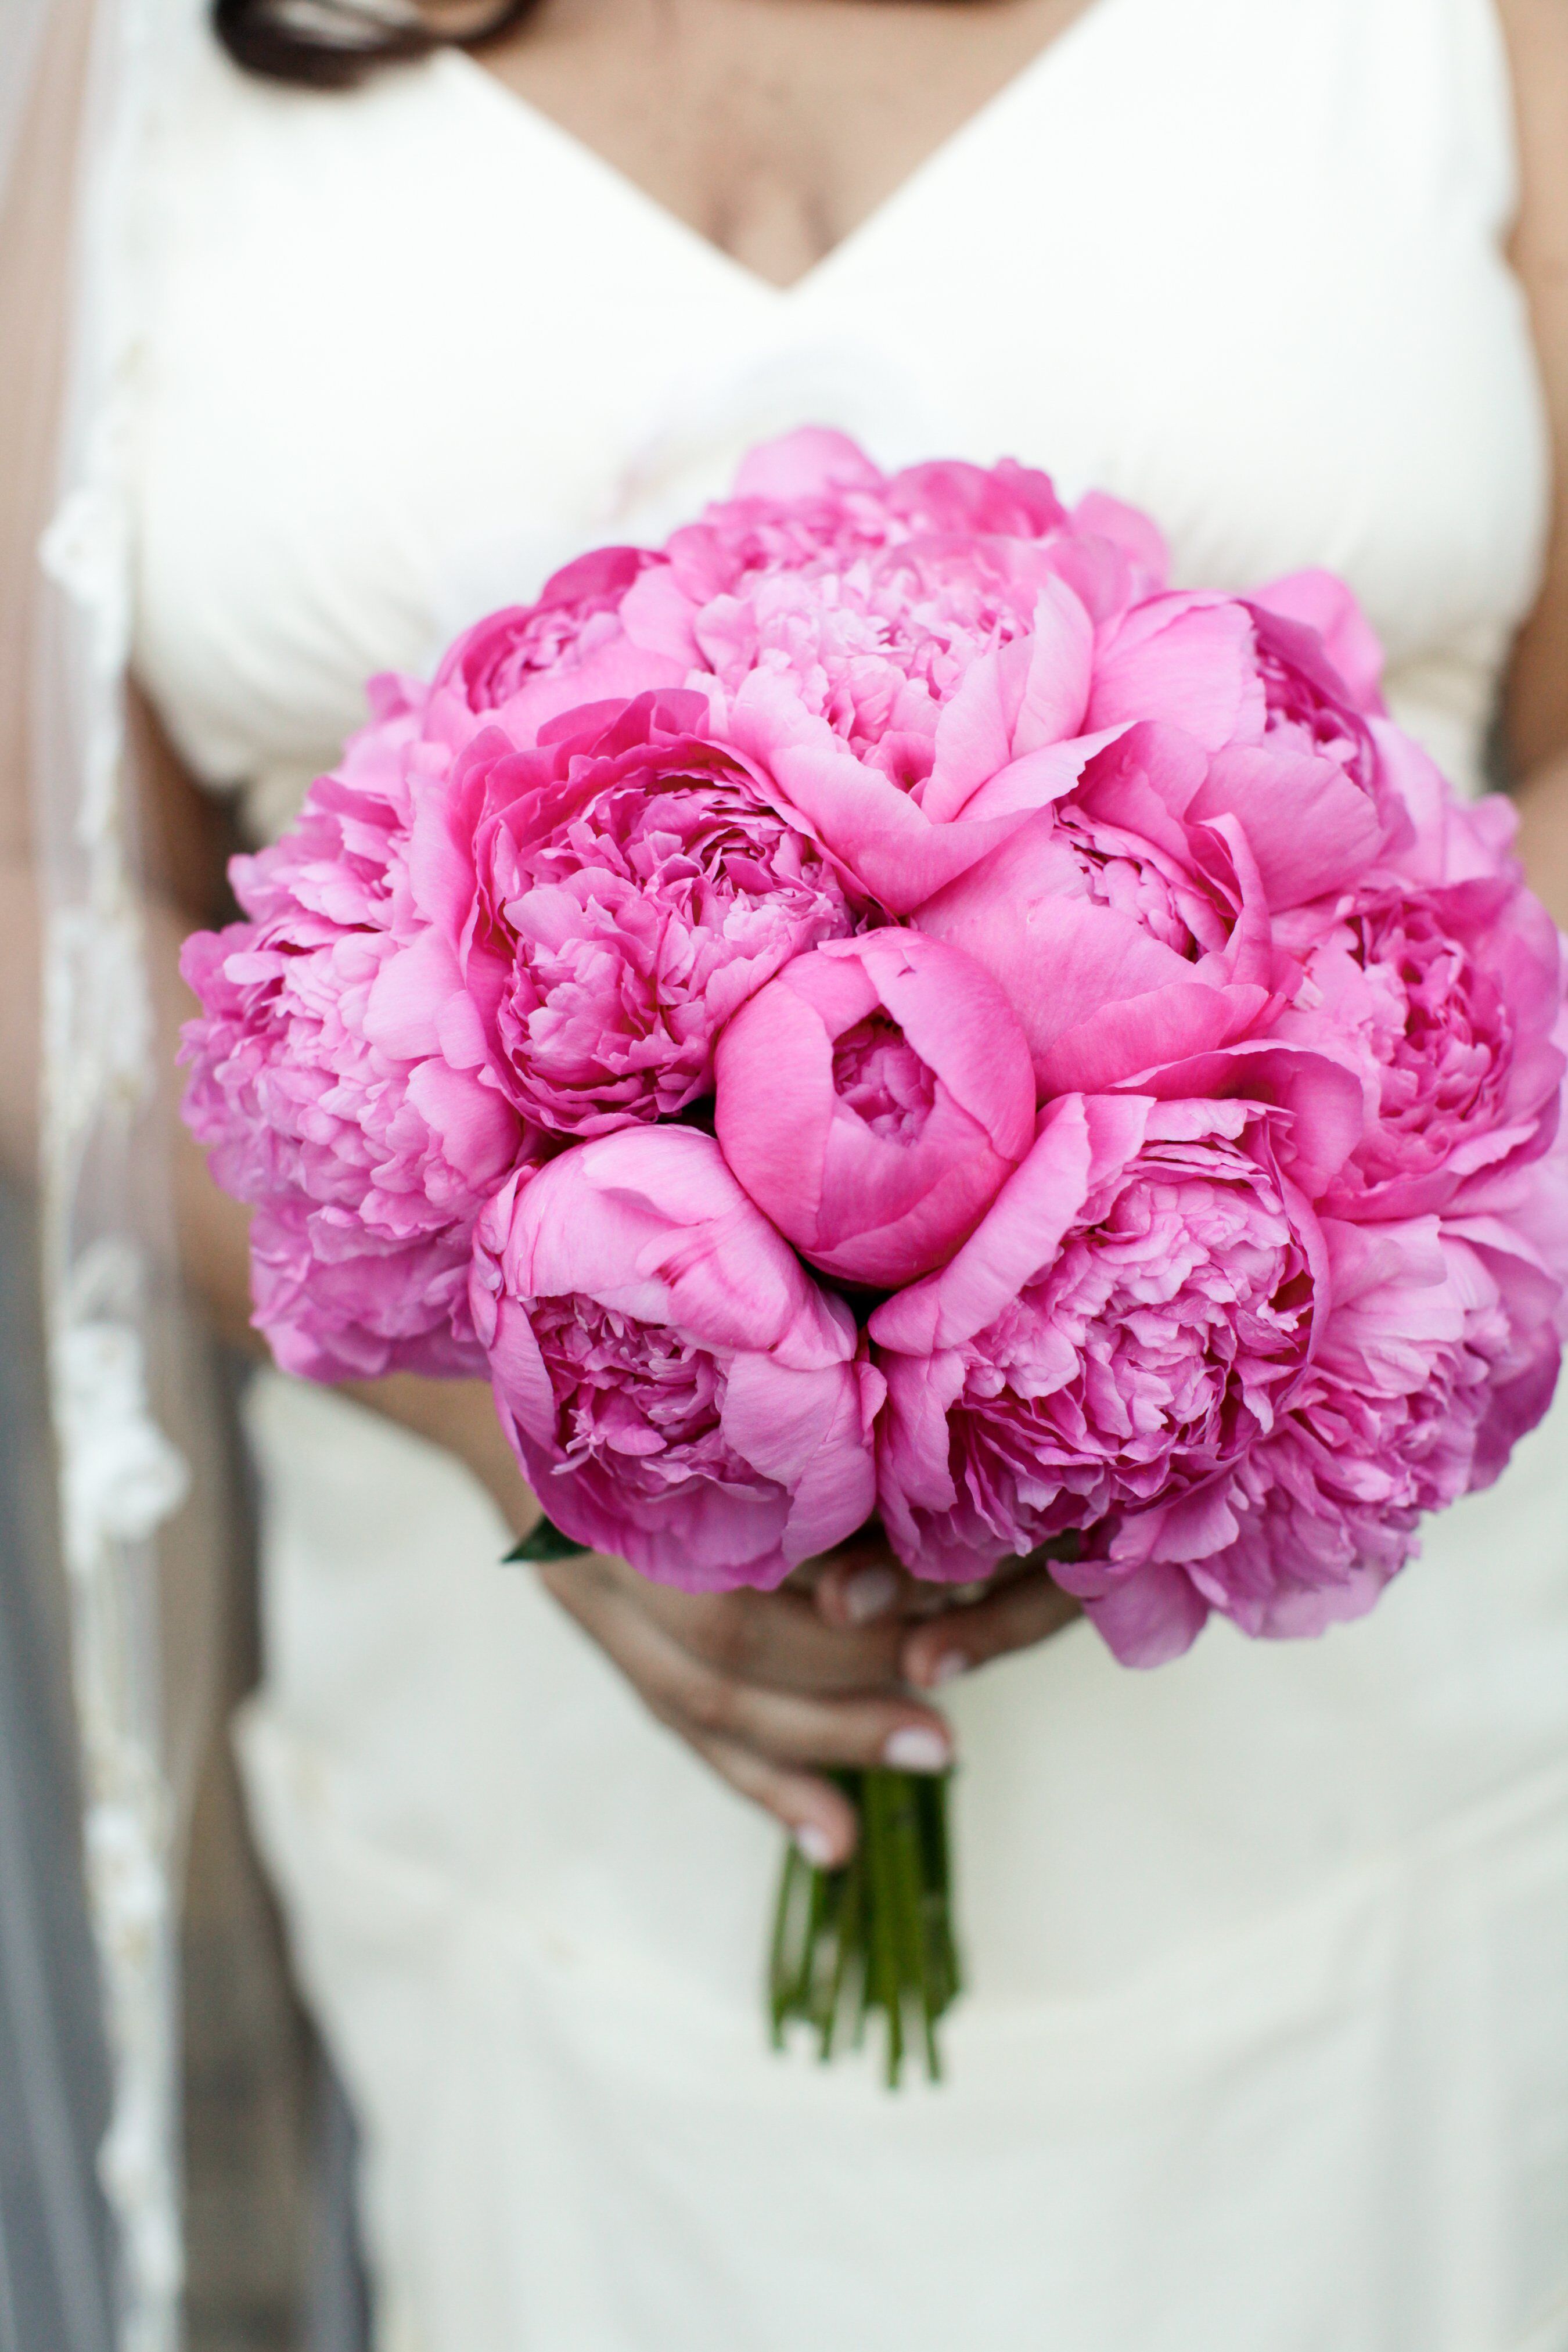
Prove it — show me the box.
[128,1,1568,2343]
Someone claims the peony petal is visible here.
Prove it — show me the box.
[722,1353,878,1563]
[1069,490,1170,585]
[483,1291,559,1451]
[1081,1563,1211,1667]
[1035,979,1268,1099]
[363,929,465,1061]
[955,729,1124,825]
[730,427,884,501]
[869,1095,1129,1355]
[922,648,1016,822]
[727,671,1094,914]
[1088,595,1262,752]
[829,932,1035,1159]
[1189,746,1386,908]
[1111,1040,1366,1203]
[494,641,688,747]
[404,1058,523,1190]
[713,977,836,1245]
[1247,569,1386,713]
[1011,577,1095,755]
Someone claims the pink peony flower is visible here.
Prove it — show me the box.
[623,432,1168,916]
[1375,728,1524,890]
[868,1093,1329,1598]
[472,1127,882,1589]
[640,429,1161,630]
[1084,582,1412,907]
[1246,569,1387,715]
[400,689,854,1139]
[434,546,658,710]
[714,930,1036,1287]
[1272,869,1565,1221]
[718,667,1120,916]
[914,722,1285,1095]
[635,430,908,623]
[433,545,688,745]
[179,680,527,1379]
[1061,1213,1564,1666]
[688,538,1065,784]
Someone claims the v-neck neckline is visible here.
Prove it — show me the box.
[443,0,1125,300]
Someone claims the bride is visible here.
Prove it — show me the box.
[5,0,1568,2343]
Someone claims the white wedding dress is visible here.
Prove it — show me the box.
[130,2,1568,2344]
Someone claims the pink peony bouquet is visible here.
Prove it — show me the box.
[181,430,1568,2081]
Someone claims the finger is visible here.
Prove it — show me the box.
[537,1560,933,1867]
[580,1556,914,1696]
[543,1565,859,1861]
[538,1556,952,1773]
[687,1734,861,1868]
[681,1670,955,1779]
[811,1547,930,1631]
[901,1567,1081,1690]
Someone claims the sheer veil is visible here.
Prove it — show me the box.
[2,0,215,2342]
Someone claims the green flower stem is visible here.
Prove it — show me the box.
[767,1765,961,2088]
[865,1770,903,2085]
[767,1840,804,2051]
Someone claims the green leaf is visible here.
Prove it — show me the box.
[502,1516,592,1565]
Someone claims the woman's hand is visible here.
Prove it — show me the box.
[537,1531,1080,1868]
[534,1548,944,1865]
[351,1381,1083,1867]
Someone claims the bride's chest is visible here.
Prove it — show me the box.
[474,0,1092,289]
[132,0,1547,814]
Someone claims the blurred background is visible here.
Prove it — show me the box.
[0,1179,364,2352]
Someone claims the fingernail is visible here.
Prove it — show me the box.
[929,1649,968,1688]
[796,1823,837,1869]
[883,1725,951,1774]
[844,1565,898,1624]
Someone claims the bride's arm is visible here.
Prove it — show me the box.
[1499,0,1568,908]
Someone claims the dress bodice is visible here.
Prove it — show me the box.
[132,0,1548,841]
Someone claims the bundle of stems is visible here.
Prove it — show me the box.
[768,1765,961,2087]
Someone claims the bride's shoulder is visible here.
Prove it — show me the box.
[165,14,448,143]
[146,18,474,236]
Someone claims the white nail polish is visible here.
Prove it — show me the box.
[796,1824,837,1869]
[844,1565,898,1624]
[883,1725,951,1774]
[929,1649,968,1688]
